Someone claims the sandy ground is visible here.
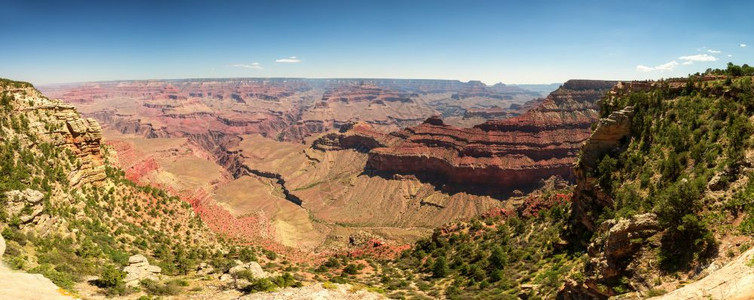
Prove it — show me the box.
[239,283,384,300]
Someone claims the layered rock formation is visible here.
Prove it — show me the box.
[570,106,634,232]
[41,79,549,143]
[35,78,562,251]
[5,84,107,187]
[560,213,662,299]
[318,80,616,192]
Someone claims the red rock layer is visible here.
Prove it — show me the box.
[364,80,616,189]
[42,80,317,141]
[41,78,547,143]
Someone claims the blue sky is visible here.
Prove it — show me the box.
[1,0,752,85]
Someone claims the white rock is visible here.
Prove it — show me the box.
[123,254,161,287]
[128,254,149,266]
[219,273,233,282]
[0,234,5,258]
[229,261,269,279]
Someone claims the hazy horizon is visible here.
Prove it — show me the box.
[34,76,569,87]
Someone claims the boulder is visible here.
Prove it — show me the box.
[0,271,75,299]
[229,261,269,279]
[602,213,660,263]
[123,254,161,287]
[128,254,149,266]
[224,261,272,290]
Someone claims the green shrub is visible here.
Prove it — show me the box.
[96,264,125,288]
[432,257,449,278]
[240,278,277,293]
[30,264,75,290]
[343,263,361,275]
[140,279,182,296]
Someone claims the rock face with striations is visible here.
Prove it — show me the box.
[569,106,634,233]
[41,78,544,143]
[5,84,107,187]
[319,80,616,191]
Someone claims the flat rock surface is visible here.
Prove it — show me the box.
[654,248,754,299]
[0,263,76,300]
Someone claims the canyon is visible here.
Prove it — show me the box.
[40,78,609,252]
[319,80,616,194]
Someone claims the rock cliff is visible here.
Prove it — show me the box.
[570,106,634,232]
[3,84,106,187]
[318,80,616,193]
[1,78,222,298]
[41,78,548,143]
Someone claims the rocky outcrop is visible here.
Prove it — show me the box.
[311,122,397,152]
[123,254,162,287]
[228,261,270,279]
[318,80,615,192]
[577,106,634,170]
[570,106,634,232]
[41,78,548,144]
[589,214,660,281]
[560,214,660,299]
[598,213,660,269]
[4,189,45,225]
[10,85,107,187]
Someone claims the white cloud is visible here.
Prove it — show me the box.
[707,49,721,54]
[741,43,748,48]
[678,54,718,62]
[636,60,679,72]
[728,54,734,58]
[682,61,694,65]
[275,56,302,63]
[656,61,679,71]
[232,62,263,69]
